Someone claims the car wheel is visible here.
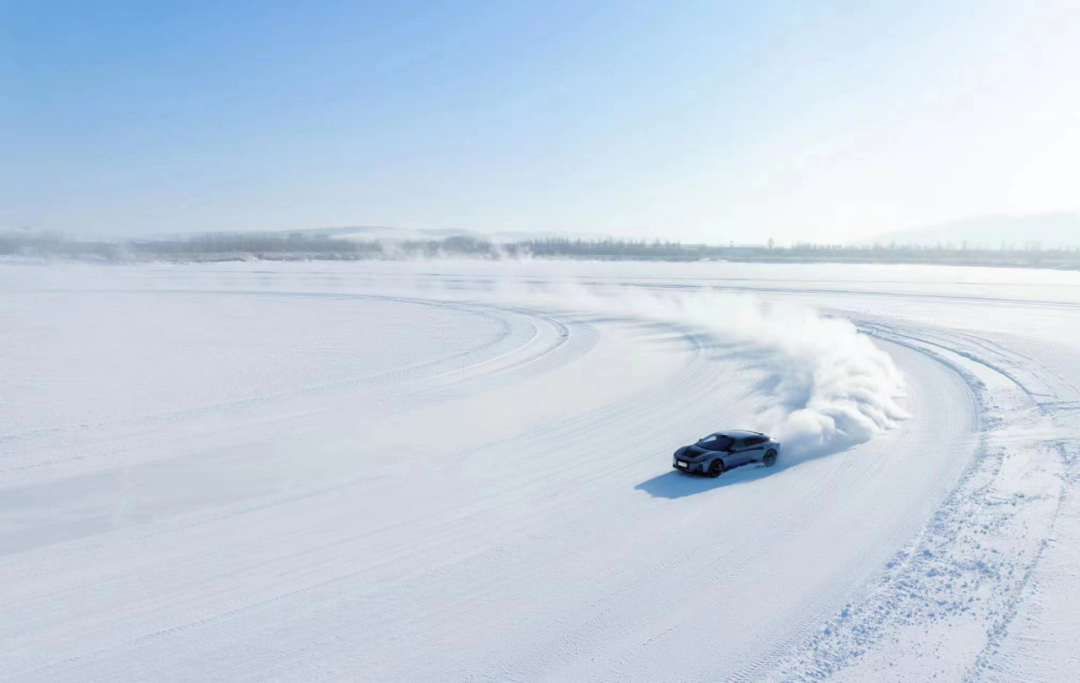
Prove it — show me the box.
[708,459,724,478]
[763,449,778,467]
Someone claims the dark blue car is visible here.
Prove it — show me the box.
[673,430,780,478]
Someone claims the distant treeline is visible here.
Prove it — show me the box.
[747,241,1080,267]
[0,231,515,261]
[3,230,1080,269]
[520,238,704,260]
[0,231,129,261]
[129,232,383,259]
[514,238,1080,267]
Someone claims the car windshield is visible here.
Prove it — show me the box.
[696,435,734,451]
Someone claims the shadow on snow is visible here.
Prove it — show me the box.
[634,464,778,499]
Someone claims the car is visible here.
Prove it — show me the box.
[672,430,780,478]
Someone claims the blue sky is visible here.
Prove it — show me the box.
[3,1,1078,242]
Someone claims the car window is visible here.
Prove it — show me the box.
[696,434,733,451]
[746,436,766,446]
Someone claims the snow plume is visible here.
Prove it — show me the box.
[503,282,910,464]
[707,299,909,461]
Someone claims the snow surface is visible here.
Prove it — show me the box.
[1,260,1078,682]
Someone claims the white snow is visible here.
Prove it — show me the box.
[1,260,1078,682]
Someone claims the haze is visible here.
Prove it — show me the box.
[4,1,1078,243]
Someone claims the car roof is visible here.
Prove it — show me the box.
[713,429,766,439]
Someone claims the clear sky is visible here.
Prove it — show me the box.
[2,0,1078,243]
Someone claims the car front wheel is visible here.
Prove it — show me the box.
[708,459,724,478]
[763,449,778,467]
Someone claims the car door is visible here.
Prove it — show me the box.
[737,436,766,465]
[727,438,750,466]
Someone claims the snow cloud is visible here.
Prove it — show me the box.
[491,280,909,464]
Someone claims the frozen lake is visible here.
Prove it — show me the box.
[2,260,1078,682]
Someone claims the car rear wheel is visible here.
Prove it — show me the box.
[708,459,724,478]
[763,449,778,467]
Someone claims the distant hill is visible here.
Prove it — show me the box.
[871,213,1080,249]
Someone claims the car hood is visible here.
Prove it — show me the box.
[680,445,713,459]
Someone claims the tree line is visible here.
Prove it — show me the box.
[3,230,1079,268]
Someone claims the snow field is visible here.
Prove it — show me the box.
[1,260,1078,682]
